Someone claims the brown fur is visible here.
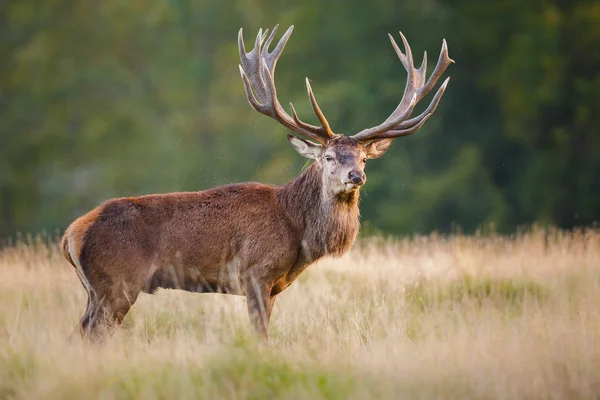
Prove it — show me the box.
[61,207,103,266]
[62,138,371,340]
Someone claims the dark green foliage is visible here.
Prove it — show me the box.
[1,0,598,237]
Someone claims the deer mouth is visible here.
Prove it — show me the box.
[344,182,363,191]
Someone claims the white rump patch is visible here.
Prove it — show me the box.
[68,235,95,299]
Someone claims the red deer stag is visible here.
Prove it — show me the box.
[61,25,453,341]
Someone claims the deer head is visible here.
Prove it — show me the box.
[238,25,453,198]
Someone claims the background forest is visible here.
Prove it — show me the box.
[1,0,599,237]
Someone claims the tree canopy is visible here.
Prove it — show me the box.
[1,0,599,237]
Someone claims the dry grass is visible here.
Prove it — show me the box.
[1,228,600,399]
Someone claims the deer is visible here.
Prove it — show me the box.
[61,25,453,341]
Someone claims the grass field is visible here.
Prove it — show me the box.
[1,228,600,399]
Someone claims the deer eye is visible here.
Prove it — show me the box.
[325,155,334,162]
[362,158,367,163]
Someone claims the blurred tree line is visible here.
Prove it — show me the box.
[1,0,599,238]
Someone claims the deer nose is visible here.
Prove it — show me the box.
[348,170,366,185]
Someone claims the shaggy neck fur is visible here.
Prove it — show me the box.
[276,162,360,261]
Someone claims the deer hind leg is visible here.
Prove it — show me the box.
[245,277,276,340]
[79,291,97,335]
[80,280,141,342]
[71,267,95,336]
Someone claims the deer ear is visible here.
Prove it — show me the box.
[365,138,394,159]
[287,134,323,159]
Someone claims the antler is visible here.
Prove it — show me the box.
[238,25,337,144]
[351,32,454,142]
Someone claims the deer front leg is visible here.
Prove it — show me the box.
[245,277,276,340]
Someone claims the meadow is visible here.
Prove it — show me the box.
[1,228,599,399]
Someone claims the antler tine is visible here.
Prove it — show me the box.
[394,77,450,131]
[262,25,278,56]
[352,33,452,142]
[289,102,322,132]
[239,65,264,113]
[388,32,428,119]
[261,25,288,71]
[421,39,454,96]
[373,113,432,139]
[305,78,334,136]
[238,25,336,144]
[255,28,264,50]
[238,28,266,102]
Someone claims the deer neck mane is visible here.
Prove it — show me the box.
[276,162,360,261]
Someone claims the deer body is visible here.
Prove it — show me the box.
[63,158,360,338]
[62,25,452,340]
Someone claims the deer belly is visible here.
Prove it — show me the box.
[143,259,247,296]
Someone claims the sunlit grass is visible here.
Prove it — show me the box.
[1,228,599,399]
